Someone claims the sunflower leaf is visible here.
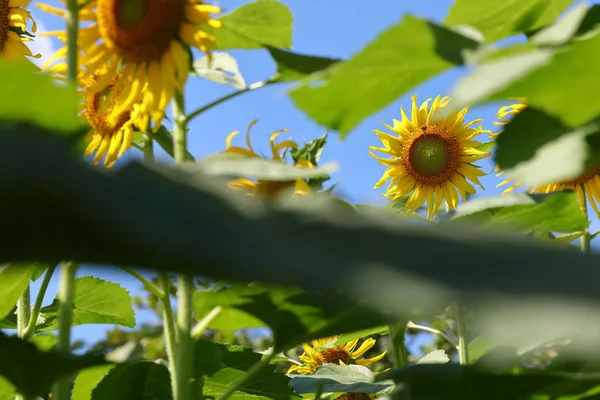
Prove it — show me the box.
[210,0,293,50]
[444,0,576,42]
[89,362,171,400]
[289,15,478,137]
[0,264,42,320]
[192,52,247,89]
[267,47,341,82]
[289,364,394,395]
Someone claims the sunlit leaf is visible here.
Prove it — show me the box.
[193,52,247,89]
[289,364,393,395]
[90,362,171,400]
[0,264,41,320]
[72,365,117,400]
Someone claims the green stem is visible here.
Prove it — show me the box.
[191,306,222,339]
[23,265,57,339]
[17,286,30,339]
[121,267,164,299]
[172,90,195,400]
[389,322,408,368]
[52,262,78,400]
[184,80,273,125]
[216,353,275,400]
[580,184,591,253]
[159,272,178,396]
[455,303,470,365]
[65,0,79,83]
[407,321,458,348]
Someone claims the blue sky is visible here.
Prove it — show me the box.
[22,0,599,349]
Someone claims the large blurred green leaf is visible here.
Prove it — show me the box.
[72,365,117,400]
[194,340,294,400]
[289,364,393,395]
[194,283,395,352]
[379,363,600,400]
[0,332,107,398]
[0,61,83,135]
[447,192,588,233]
[211,0,293,50]
[7,123,600,352]
[0,264,39,319]
[267,47,341,82]
[34,277,135,331]
[444,0,576,42]
[90,362,171,400]
[290,15,479,136]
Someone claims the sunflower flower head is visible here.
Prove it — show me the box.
[224,120,313,202]
[369,94,490,220]
[287,336,387,375]
[81,70,136,167]
[1,0,40,62]
[335,394,376,400]
[38,0,222,132]
[494,98,600,216]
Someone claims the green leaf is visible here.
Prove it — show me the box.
[468,337,500,363]
[447,192,589,233]
[0,264,40,319]
[530,2,590,46]
[493,108,600,187]
[417,349,450,364]
[193,283,396,352]
[289,364,393,395]
[193,52,247,89]
[30,263,50,282]
[134,127,195,161]
[194,340,294,400]
[289,15,478,136]
[72,365,117,400]
[90,362,171,400]
[35,276,135,331]
[0,332,107,398]
[194,291,268,331]
[29,333,58,352]
[0,376,15,400]
[211,0,293,50]
[0,61,83,135]
[267,47,341,82]
[379,363,600,400]
[444,0,576,42]
[189,153,338,180]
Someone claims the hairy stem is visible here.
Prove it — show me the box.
[17,286,30,339]
[23,265,57,339]
[579,185,591,253]
[191,306,222,339]
[455,303,470,365]
[66,0,78,83]
[121,267,164,299]
[52,262,78,400]
[389,322,409,368]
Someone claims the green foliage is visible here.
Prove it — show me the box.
[267,48,341,82]
[290,15,479,136]
[289,364,393,395]
[193,53,247,90]
[0,264,40,319]
[211,0,293,50]
[444,0,576,42]
[88,362,171,400]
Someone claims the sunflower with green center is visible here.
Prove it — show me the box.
[369,95,489,220]
[0,0,40,61]
[38,0,221,132]
[287,336,387,375]
[224,120,313,202]
[494,99,600,216]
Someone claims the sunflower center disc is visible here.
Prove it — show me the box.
[85,82,129,135]
[408,132,452,177]
[319,347,350,365]
[0,0,10,49]
[98,0,186,63]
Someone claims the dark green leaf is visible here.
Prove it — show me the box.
[90,362,171,400]
[447,192,588,233]
[194,340,294,400]
[0,264,40,319]
[72,365,117,400]
[193,52,246,89]
[35,276,135,331]
[211,0,293,50]
[267,47,340,82]
[0,332,107,398]
[290,15,479,136]
[290,364,393,395]
[444,0,576,42]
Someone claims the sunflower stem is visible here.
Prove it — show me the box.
[158,272,179,397]
[455,303,470,365]
[216,353,276,400]
[172,90,195,400]
[121,266,164,299]
[52,262,78,400]
[17,286,30,339]
[185,79,273,124]
[23,265,57,340]
[65,0,79,83]
[579,184,592,253]
[389,322,409,368]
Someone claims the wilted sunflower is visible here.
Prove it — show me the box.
[494,99,600,216]
[370,95,489,220]
[38,0,221,132]
[224,120,313,201]
[287,336,387,375]
[81,70,135,167]
[0,0,40,61]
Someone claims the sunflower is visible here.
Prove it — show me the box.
[81,69,135,167]
[494,99,600,216]
[0,0,40,61]
[335,394,376,400]
[369,95,489,220]
[224,120,313,202]
[287,336,387,375]
[38,0,221,132]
